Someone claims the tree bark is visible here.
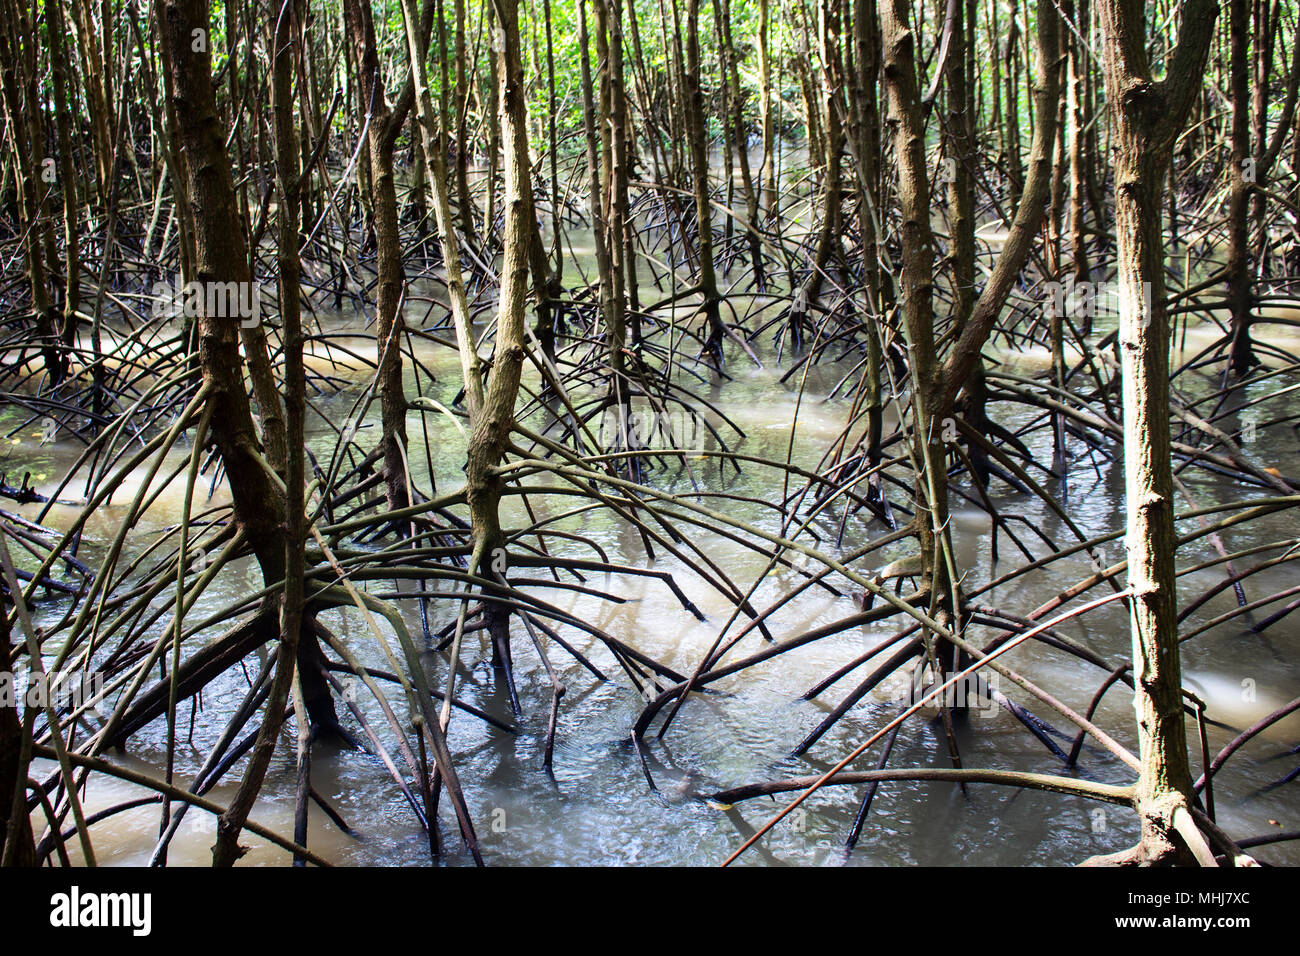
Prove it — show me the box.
[682,0,725,367]
[0,605,36,867]
[463,0,534,679]
[1091,0,1219,865]
[342,0,434,513]
[1226,0,1255,374]
[161,0,285,584]
[880,0,957,644]
[940,0,1059,418]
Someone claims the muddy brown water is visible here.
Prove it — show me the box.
[4,217,1299,866]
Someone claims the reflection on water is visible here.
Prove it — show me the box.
[7,237,1299,868]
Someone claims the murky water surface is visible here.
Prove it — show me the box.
[4,211,1298,866]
